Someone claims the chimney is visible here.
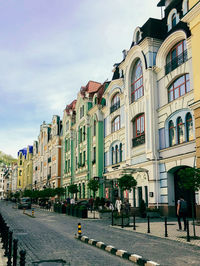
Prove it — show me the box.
[122,49,127,60]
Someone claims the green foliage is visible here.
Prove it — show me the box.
[0,150,17,165]
[87,179,99,194]
[54,187,65,197]
[23,190,33,198]
[177,167,200,192]
[68,184,79,194]
[13,191,20,199]
[118,174,137,191]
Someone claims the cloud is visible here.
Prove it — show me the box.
[0,0,161,157]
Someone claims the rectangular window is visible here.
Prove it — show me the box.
[83,151,86,165]
[68,159,70,172]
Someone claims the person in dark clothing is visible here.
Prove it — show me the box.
[177,196,187,231]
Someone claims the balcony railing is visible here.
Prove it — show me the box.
[110,101,120,114]
[47,174,51,180]
[132,134,145,147]
[165,50,188,75]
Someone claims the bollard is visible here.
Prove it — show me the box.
[19,250,26,266]
[78,223,82,237]
[4,226,9,257]
[133,215,136,230]
[32,209,34,217]
[147,216,150,233]
[165,217,168,237]
[121,213,124,228]
[111,211,113,226]
[23,208,25,214]
[7,231,13,266]
[13,239,18,266]
[187,220,190,242]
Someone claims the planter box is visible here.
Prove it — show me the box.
[87,211,112,219]
[113,217,130,226]
[146,211,160,218]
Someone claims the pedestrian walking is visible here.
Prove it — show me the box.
[115,197,122,214]
[89,196,94,211]
[177,196,187,231]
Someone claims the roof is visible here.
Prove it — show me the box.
[17,148,27,157]
[65,100,77,115]
[157,0,165,7]
[81,80,101,94]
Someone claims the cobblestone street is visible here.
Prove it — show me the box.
[1,201,200,265]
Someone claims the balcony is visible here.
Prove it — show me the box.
[48,157,51,163]
[165,50,188,75]
[110,101,120,114]
[47,174,51,180]
[132,134,145,147]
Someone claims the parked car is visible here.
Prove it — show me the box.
[18,197,32,209]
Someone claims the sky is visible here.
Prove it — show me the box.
[0,0,161,158]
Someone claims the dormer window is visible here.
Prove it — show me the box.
[172,13,176,27]
[167,9,179,31]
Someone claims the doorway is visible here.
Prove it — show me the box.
[174,167,195,218]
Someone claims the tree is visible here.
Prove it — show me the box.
[118,174,137,201]
[23,190,33,198]
[13,191,20,202]
[68,184,79,199]
[178,167,200,237]
[54,187,65,198]
[87,179,99,198]
[118,174,137,191]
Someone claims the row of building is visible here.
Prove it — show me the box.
[13,0,200,217]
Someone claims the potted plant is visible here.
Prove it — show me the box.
[113,211,130,226]
[78,205,88,218]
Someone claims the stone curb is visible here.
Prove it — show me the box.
[74,234,160,266]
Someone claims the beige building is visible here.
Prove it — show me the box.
[33,116,62,190]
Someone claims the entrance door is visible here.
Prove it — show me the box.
[174,168,195,218]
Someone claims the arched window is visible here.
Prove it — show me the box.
[94,120,96,136]
[112,147,114,165]
[186,113,193,141]
[132,114,145,147]
[166,40,187,74]
[115,145,118,164]
[111,93,120,113]
[79,184,81,198]
[177,117,184,144]
[172,13,176,27]
[119,143,123,162]
[169,120,175,146]
[131,59,143,103]
[111,116,120,133]
[168,74,190,102]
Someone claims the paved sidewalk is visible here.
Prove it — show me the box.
[113,217,200,247]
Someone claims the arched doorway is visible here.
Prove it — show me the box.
[174,167,195,218]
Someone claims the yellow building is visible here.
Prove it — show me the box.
[182,0,200,167]
[17,148,27,190]
[23,146,33,190]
